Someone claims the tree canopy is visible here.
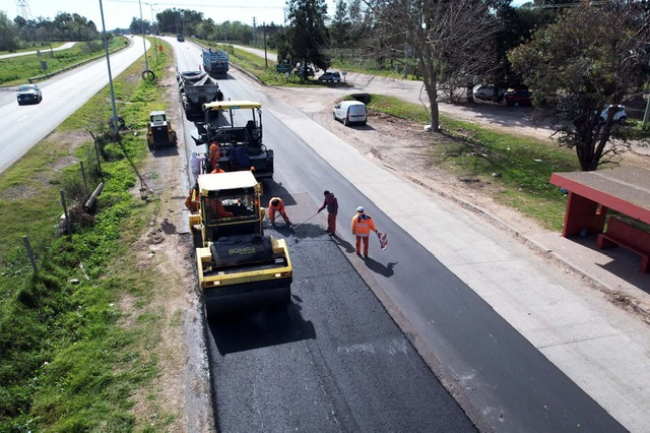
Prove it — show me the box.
[286,0,331,78]
[509,1,650,171]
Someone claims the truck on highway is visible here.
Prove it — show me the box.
[189,170,292,316]
[202,48,229,78]
[177,70,224,123]
[192,100,274,180]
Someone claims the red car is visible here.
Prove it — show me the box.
[505,89,533,107]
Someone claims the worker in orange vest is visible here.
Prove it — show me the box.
[184,183,200,213]
[208,141,220,171]
[351,206,378,258]
[268,197,291,226]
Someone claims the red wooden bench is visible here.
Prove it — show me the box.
[597,218,650,273]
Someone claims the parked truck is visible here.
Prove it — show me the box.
[177,70,224,123]
[189,170,292,316]
[191,100,274,180]
[202,48,229,78]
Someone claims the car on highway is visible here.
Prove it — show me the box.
[318,71,341,83]
[16,84,42,105]
[504,89,533,107]
[600,104,627,124]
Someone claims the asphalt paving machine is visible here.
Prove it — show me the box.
[189,171,292,316]
[191,100,274,180]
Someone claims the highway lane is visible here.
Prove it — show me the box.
[0,37,150,174]
[169,39,476,432]
[166,38,626,432]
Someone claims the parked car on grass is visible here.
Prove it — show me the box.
[600,105,627,124]
[17,84,42,105]
[473,84,506,102]
[318,71,341,83]
[505,89,533,107]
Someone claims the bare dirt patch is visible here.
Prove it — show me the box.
[125,69,198,432]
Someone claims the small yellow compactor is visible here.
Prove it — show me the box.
[189,171,292,316]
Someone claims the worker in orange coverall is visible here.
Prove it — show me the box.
[184,183,200,213]
[351,206,378,258]
[211,163,225,174]
[268,197,291,226]
[208,141,220,171]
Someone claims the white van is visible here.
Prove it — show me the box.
[333,100,367,126]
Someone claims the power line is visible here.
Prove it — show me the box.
[105,0,284,10]
[16,0,33,20]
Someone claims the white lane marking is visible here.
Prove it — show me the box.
[17,115,28,122]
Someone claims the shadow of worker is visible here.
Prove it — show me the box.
[364,258,398,277]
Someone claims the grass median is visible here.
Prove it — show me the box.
[0,37,129,86]
[0,41,182,432]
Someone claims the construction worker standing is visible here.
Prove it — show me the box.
[351,206,378,258]
[190,151,205,183]
[317,190,338,235]
[208,140,220,171]
[268,197,291,226]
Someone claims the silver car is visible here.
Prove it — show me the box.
[17,84,42,105]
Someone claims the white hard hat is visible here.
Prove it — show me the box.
[356,206,364,212]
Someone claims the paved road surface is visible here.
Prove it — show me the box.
[0,38,148,173]
[175,39,650,431]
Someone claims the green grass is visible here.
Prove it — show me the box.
[0,40,179,432]
[0,37,129,86]
[364,94,580,231]
[0,41,69,56]
[329,50,421,81]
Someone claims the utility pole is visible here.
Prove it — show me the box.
[138,0,149,73]
[263,22,268,69]
[252,17,257,47]
[145,2,158,62]
[98,0,120,139]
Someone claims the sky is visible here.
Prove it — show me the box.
[2,0,338,29]
[2,0,529,30]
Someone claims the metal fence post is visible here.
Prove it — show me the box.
[80,160,88,189]
[22,236,38,275]
[60,190,72,236]
[94,137,102,176]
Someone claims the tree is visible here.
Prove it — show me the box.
[0,12,19,51]
[509,1,650,171]
[287,0,331,80]
[365,0,500,131]
[330,0,350,62]
[129,17,150,35]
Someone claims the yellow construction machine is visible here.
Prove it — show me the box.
[189,171,292,316]
[147,110,177,150]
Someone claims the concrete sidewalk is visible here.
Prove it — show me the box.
[254,87,650,431]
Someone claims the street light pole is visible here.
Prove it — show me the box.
[98,0,120,139]
[145,2,158,62]
[138,0,149,72]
